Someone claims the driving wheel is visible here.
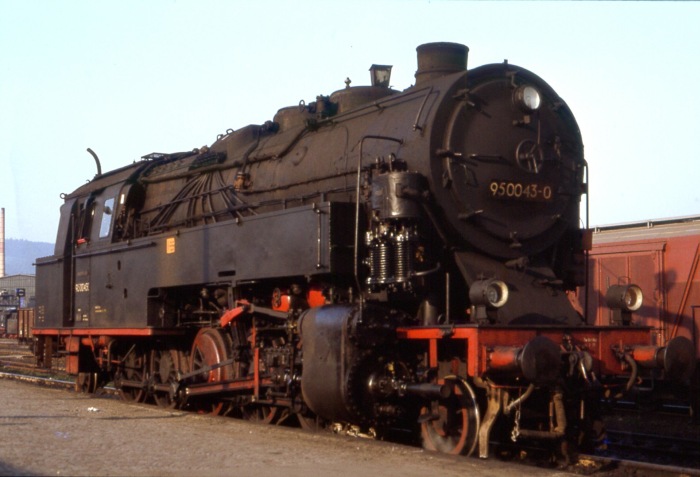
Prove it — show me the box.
[188,328,232,415]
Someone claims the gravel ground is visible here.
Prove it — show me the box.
[0,379,577,477]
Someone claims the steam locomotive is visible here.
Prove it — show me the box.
[33,42,695,458]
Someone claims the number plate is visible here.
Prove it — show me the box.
[489,180,554,201]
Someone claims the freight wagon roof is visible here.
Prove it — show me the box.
[592,215,700,244]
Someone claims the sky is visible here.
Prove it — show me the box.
[1,0,699,242]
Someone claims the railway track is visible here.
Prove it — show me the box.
[0,369,74,390]
[595,428,700,470]
[577,455,700,477]
[0,338,70,382]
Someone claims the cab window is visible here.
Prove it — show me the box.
[99,197,115,239]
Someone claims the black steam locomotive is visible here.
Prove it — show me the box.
[34,43,694,458]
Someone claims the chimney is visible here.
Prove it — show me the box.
[415,42,469,86]
[0,208,5,278]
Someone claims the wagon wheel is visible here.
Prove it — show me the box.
[188,328,231,415]
[241,403,279,424]
[118,346,148,402]
[151,348,184,409]
[420,376,480,456]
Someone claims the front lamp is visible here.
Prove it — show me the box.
[470,279,508,324]
[514,85,541,111]
[470,279,509,308]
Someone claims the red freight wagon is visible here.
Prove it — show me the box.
[585,216,700,347]
[572,215,700,411]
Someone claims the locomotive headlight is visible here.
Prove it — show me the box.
[469,279,509,308]
[606,284,643,312]
[514,85,541,111]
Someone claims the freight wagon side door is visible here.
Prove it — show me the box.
[666,235,700,346]
[588,240,665,345]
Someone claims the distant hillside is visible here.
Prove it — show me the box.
[4,239,54,275]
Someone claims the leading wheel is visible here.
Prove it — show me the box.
[421,376,480,456]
